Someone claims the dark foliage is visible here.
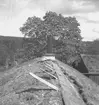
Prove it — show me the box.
[0,36,23,70]
[20,11,83,65]
[82,39,99,55]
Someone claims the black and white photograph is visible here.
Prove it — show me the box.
[0,0,99,105]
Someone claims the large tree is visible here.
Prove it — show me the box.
[20,11,82,64]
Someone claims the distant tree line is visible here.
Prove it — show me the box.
[82,40,99,55]
[0,40,15,67]
[0,37,23,71]
[0,36,98,72]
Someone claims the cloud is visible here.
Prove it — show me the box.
[0,0,98,17]
[26,0,97,15]
[86,20,99,24]
[93,29,99,33]
[74,12,99,41]
[79,20,99,41]
[0,0,99,41]
[0,0,30,19]
[0,8,45,37]
[86,0,99,7]
[76,14,99,24]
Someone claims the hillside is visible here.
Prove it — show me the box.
[0,57,99,105]
[0,35,23,49]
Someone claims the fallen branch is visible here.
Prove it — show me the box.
[29,72,59,91]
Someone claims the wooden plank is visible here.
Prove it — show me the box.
[51,62,86,105]
[89,76,99,85]
[40,67,57,79]
[29,72,59,91]
[55,59,99,105]
[16,86,56,94]
[83,73,99,75]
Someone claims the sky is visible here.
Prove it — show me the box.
[0,0,99,41]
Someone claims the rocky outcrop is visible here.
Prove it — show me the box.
[0,58,99,105]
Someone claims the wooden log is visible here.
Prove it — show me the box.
[55,59,99,105]
[40,67,57,79]
[29,72,59,91]
[16,86,56,94]
[51,62,86,105]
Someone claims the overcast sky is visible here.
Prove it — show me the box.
[0,0,99,41]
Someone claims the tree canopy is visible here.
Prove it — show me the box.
[20,11,82,64]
